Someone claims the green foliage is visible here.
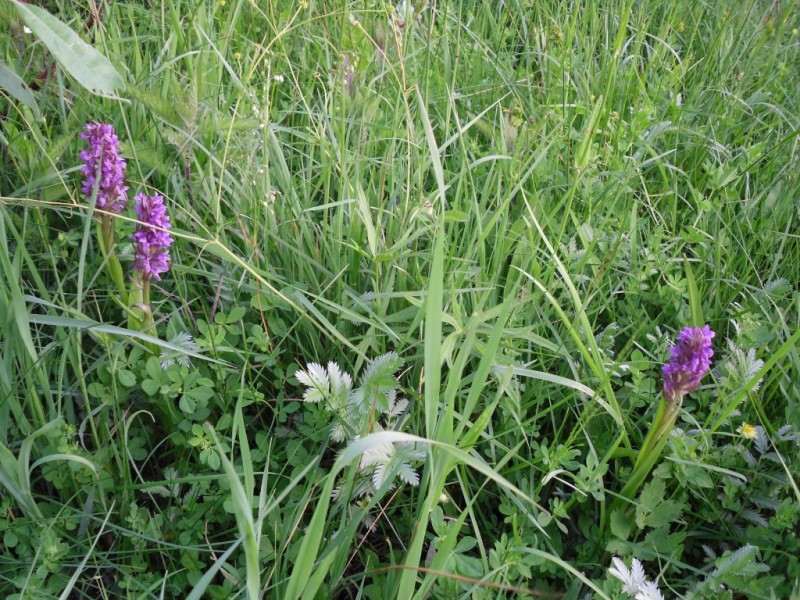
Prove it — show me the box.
[296,353,424,493]
[1,0,799,598]
[9,0,124,95]
[686,546,771,599]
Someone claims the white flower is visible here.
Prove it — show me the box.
[23,26,32,34]
[739,422,759,440]
[609,557,647,596]
[273,74,284,83]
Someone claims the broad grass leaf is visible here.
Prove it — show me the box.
[12,0,124,95]
[0,61,42,120]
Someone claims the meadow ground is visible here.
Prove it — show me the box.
[1,0,799,598]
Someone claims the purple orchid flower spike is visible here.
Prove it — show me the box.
[132,192,174,281]
[79,122,128,214]
[662,325,715,402]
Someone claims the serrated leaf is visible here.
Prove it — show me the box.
[644,500,682,529]
[12,0,124,95]
[397,462,419,486]
[684,465,714,489]
[610,509,634,540]
[635,479,666,529]
[297,362,329,403]
[690,545,770,597]
[644,527,685,556]
[739,509,768,527]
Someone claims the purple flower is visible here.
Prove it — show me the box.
[662,325,715,401]
[79,122,128,213]
[132,192,174,281]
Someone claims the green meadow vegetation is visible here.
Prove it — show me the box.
[1,0,799,597]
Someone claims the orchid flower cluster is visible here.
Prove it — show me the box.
[79,122,129,215]
[617,325,715,507]
[80,121,174,341]
[662,325,715,402]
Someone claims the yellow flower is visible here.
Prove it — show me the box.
[740,423,758,440]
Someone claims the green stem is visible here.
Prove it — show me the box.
[96,218,128,304]
[127,276,144,332]
[616,421,674,504]
[142,277,150,312]
[141,278,155,336]
[140,278,159,354]
[611,399,681,518]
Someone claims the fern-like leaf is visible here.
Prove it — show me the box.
[688,545,770,597]
[296,362,329,403]
[356,352,404,414]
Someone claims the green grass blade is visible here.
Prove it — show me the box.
[187,538,243,600]
[0,62,42,120]
[209,426,259,600]
[11,0,124,95]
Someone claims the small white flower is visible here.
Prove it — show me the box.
[273,74,285,83]
[739,422,759,440]
[23,26,32,34]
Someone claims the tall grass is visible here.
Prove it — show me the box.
[1,0,799,598]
